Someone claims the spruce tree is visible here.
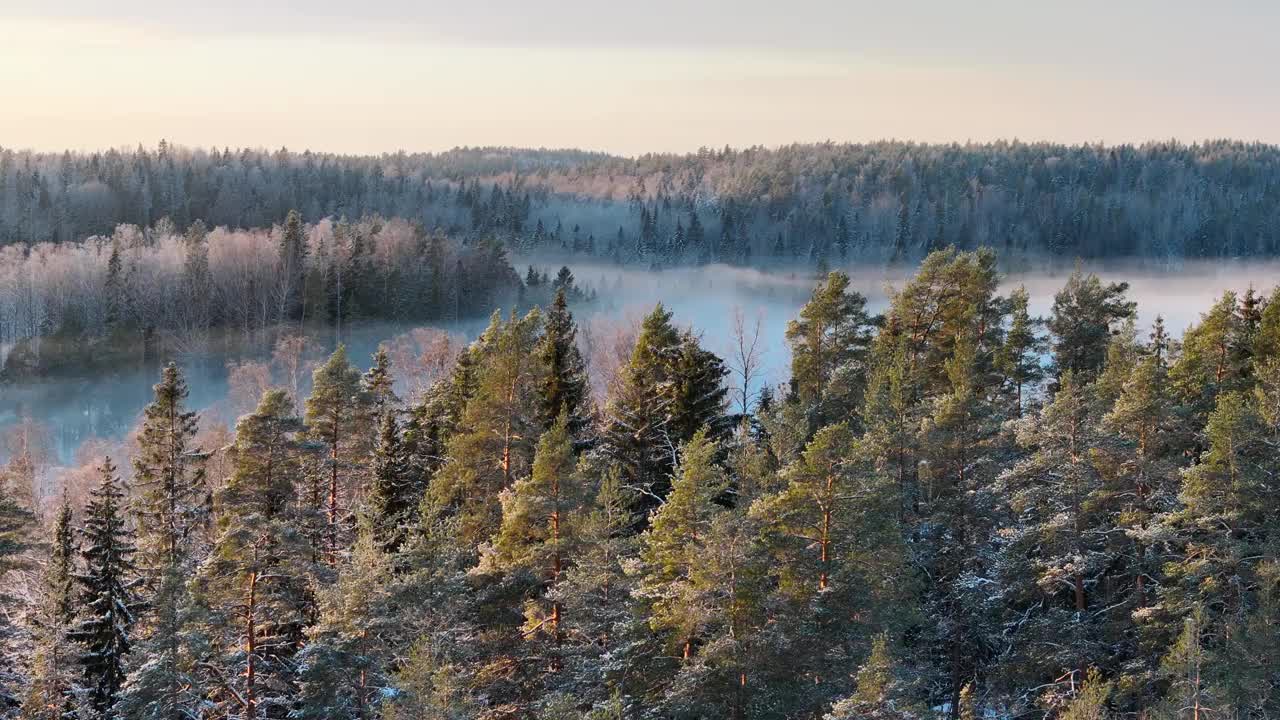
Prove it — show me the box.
[600,304,727,515]
[118,364,207,720]
[279,209,308,323]
[535,287,589,433]
[366,411,414,554]
[361,346,399,424]
[132,362,205,569]
[69,458,140,720]
[666,330,730,443]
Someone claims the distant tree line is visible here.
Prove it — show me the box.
[1,250,1278,719]
[3,141,1280,265]
[0,213,526,377]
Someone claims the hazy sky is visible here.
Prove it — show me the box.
[3,1,1278,156]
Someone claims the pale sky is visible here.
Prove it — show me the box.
[2,0,1278,156]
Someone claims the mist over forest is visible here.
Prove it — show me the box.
[3,140,1280,268]
[2,142,1280,720]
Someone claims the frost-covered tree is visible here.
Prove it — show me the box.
[68,458,140,720]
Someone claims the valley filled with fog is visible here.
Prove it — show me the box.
[5,258,1276,470]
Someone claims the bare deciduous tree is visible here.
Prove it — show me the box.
[727,305,766,416]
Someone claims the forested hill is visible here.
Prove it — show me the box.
[3,140,1280,264]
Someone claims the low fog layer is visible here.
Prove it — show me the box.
[3,260,1277,469]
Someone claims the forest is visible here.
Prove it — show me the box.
[0,247,1277,719]
[0,213,532,377]
[3,141,1280,271]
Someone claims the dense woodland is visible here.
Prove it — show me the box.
[3,141,1280,269]
[1,248,1278,719]
[0,213,535,376]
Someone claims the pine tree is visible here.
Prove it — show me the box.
[1157,391,1277,715]
[483,412,585,673]
[546,466,636,709]
[1048,270,1136,378]
[20,497,76,720]
[305,346,372,565]
[785,271,875,432]
[69,458,140,720]
[294,517,394,720]
[916,336,1004,718]
[1059,669,1112,720]
[633,429,771,716]
[192,390,309,720]
[751,425,908,715]
[427,309,544,545]
[996,371,1112,692]
[1169,291,1249,436]
[825,633,913,720]
[995,285,1045,416]
[535,287,589,433]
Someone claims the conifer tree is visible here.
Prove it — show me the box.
[484,412,585,672]
[21,497,76,720]
[546,466,636,707]
[825,633,913,720]
[132,362,205,569]
[1048,270,1135,378]
[995,285,1045,416]
[535,287,589,433]
[118,365,206,720]
[1059,669,1113,720]
[361,346,399,424]
[1169,291,1249,435]
[294,517,394,720]
[192,390,309,720]
[69,458,140,720]
[1157,391,1277,714]
[785,271,875,432]
[428,309,544,545]
[916,337,1004,717]
[600,304,728,514]
[279,209,308,323]
[305,346,372,564]
[751,425,908,715]
[0,475,33,714]
[667,330,730,443]
[632,429,773,716]
[1252,287,1280,364]
[600,304,682,509]
[996,371,1112,690]
[366,412,414,554]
